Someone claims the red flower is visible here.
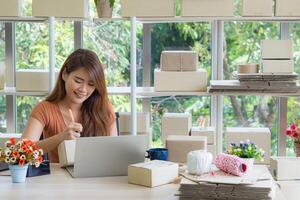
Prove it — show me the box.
[37,156,43,163]
[12,151,20,158]
[293,132,298,138]
[9,138,16,145]
[286,129,292,135]
[19,159,25,166]
[291,123,297,130]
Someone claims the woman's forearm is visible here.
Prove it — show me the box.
[36,133,64,153]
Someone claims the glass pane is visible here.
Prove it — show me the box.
[287,23,300,156]
[223,22,280,155]
[151,96,211,147]
[0,96,6,132]
[16,22,49,70]
[224,22,280,79]
[16,96,44,133]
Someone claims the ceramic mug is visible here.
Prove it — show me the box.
[145,148,168,161]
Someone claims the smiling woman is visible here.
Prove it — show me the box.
[22,49,118,163]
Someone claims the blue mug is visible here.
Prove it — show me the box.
[145,148,168,161]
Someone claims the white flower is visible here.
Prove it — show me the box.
[4,149,11,157]
[33,150,39,158]
[38,149,43,155]
[35,162,40,168]
[16,141,22,146]
[10,157,17,163]
[4,157,10,163]
[20,155,26,160]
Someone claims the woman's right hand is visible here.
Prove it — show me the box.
[61,122,83,140]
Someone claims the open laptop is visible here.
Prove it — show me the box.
[66,135,149,178]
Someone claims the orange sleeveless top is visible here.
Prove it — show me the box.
[30,100,116,163]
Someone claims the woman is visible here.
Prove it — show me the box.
[22,49,117,163]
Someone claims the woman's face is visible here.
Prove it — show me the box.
[63,67,96,105]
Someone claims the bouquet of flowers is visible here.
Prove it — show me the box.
[285,122,300,143]
[227,140,265,161]
[0,138,44,167]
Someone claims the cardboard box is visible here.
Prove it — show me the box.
[119,112,150,134]
[0,0,23,17]
[261,40,293,60]
[275,0,300,16]
[262,60,294,74]
[181,0,234,17]
[58,140,76,167]
[162,113,192,144]
[191,127,215,145]
[0,133,21,148]
[160,51,198,71]
[121,0,175,17]
[270,157,300,180]
[128,160,179,187]
[166,135,207,163]
[154,69,207,92]
[0,62,4,90]
[32,0,89,18]
[242,0,273,17]
[16,70,59,91]
[238,64,259,74]
[226,127,271,164]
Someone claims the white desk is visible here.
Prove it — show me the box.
[0,164,294,200]
[0,164,178,200]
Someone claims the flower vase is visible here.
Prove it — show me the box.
[294,142,300,157]
[96,0,113,18]
[242,158,254,173]
[9,164,29,183]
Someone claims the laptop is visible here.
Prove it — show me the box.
[66,135,149,178]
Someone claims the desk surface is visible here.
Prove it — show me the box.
[0,164,294,200]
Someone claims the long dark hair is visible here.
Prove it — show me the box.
[46,49,114,136]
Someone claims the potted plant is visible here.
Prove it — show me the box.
[0,138,44,183]
[226,140,265,171]
[94,0,115,18]
[286,122,300,156]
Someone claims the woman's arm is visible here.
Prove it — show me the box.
[23,117,82,153]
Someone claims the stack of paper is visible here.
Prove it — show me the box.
[177,165,275,200]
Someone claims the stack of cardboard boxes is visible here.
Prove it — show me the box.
[155,51,207,92]
[162,113,216,163]
[261,40,294,74]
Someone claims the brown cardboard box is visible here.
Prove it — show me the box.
[58,140,76,167]
[121,0,175,17]
[181,0,234,17]
[238,64,259,74]
[242,0,273,17]
[32,0,89,18]
[128,160,179,187]
[160,51,198,71]
[154,69,207,92]
[270,157,300,180]
[162,113,192,145]
[16,70,59,91]
[262,60,294,74]
[226,127,271,164]
[119,112,150,134]
[166,135,207,163]
[190,127,216,145]
[0,0,23,17]
[261,40,293,60]
[275,0,300,16]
